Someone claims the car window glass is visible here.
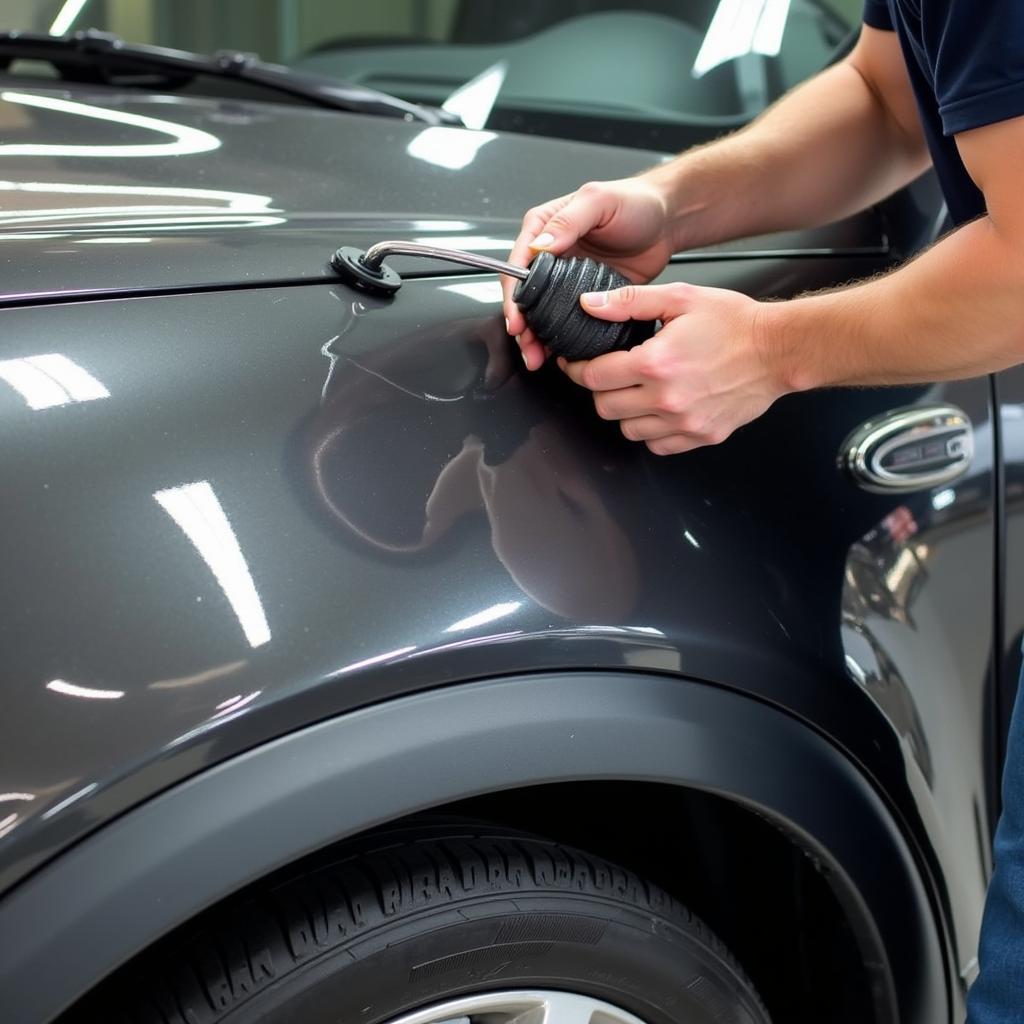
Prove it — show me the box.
[12,1,855,151]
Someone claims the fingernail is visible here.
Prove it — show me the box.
[504,316,510,335]
[582,291,607,307]
[556,357,568,371]
[518,339,528,368]
[530,232,555,250]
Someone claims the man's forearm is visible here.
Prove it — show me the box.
[644,52,931,251]
[557,214,1024,456]
[762,217,1024,390]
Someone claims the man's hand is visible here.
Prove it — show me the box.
[560,282,791,455]
[502,176,675,370]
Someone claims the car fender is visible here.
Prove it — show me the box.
[0,671,946,1024]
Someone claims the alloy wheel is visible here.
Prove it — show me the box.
[385,989,652,1024]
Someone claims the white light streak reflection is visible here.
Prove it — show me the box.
[0,180,281,233]
[0,793,35,803]
[208,690,262,720]
[407,127,497,171]
[165,694,264,750]
[77,237,154,244]
[0,359,67,410]
[49,0,90,35]
[0,92,221,158]
[0,353,109,410]
[446,601,522,633]
[154,482,271,648]
[410,220,473,232]
[407,631,523,658]
[414,235,512,251]
[563,624,666,638]
[442,61,508,130]
[441,280,504,304]
[692,0,792,78]
[148,659,247,690]
[932,488,956,511]
[0,813,19,840]
[337,646,416,675]
[47,679,125,699]
[42,782,98,820]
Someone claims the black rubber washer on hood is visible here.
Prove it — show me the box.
[330,246,402,294]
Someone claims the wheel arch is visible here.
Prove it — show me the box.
[0,671,947,1024]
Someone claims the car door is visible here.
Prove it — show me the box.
[647,242,998,986]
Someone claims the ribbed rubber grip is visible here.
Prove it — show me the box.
[513,251,655,360]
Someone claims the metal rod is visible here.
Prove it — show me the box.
[360,239,529,280]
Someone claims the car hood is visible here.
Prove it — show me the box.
[0,85,666,302]
[0,85,886,304]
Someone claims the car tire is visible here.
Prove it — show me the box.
[90,831,771,1024]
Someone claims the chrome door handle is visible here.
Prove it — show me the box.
[840,404,973,493]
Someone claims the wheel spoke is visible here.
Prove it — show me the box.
[540,991,601,1024]
[505,1007,547,1024]
[385,990,650,1024]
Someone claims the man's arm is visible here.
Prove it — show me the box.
[504,26,929,366]
[647,25,931,248]
[763,114,1024,389]
[562,113,1024,455]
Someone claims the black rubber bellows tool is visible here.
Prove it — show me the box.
[331,241,654,361]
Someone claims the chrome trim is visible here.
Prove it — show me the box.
[840,404,973,493]
[361,239,529,280]
[870,427,964,483]
[384,990,650,1024]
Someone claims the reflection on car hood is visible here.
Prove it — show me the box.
[0,85,662,302]
[0,86,885,304]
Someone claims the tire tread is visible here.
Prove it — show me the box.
[87,832,768,1023]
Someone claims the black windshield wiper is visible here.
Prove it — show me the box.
[0,29,462,125]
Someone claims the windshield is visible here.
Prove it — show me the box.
[6,1,859,151]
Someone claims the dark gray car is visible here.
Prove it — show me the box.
[1,4,1019,1024]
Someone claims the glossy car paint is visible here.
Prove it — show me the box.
[0,84,997,1023]
[0,84,885,303]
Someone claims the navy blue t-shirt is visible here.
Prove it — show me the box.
[863,0,1024,225]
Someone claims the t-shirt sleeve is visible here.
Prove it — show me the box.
[862,0,893,31]
[930,1,1024,136]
